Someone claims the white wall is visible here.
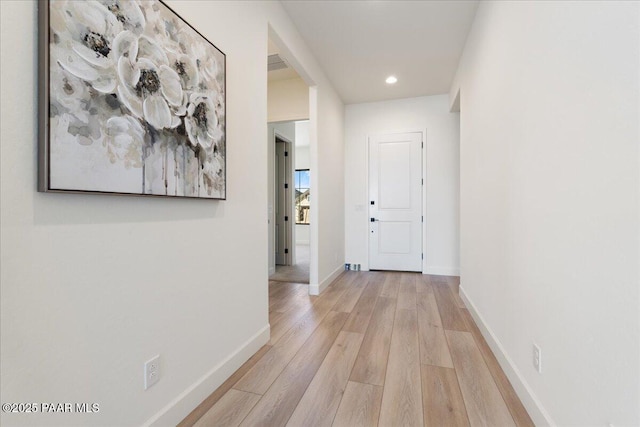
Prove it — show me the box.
[267,77,309,123]
[295,121,310,245]
[312,87,346,292]
[0,1,344,426]
[345,95,460,275]
[451,2,639,425]
[295,146,310,169]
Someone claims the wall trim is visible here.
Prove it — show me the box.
[423,266,460,276]
[143,324,271,427]
[459,286,555,427]
[268,266,275,275]
[309,265,343,296]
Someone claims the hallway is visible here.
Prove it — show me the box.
[181,272,533,426]
[269,244,310,284]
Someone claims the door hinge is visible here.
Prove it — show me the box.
[421,215,424,223]
[421,253,424,260]
[421,141,424,148]
[285,248,289,254]
[284,183,288,189]
[285,216,288,221]
[421,178,424,185]
[285,151,288,157]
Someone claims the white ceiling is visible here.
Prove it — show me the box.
[280,1,479,104]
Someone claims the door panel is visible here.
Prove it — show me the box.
[275,141,289,265]
[379,142,412,210]
[369,132,422,272]
[378,222,413,254]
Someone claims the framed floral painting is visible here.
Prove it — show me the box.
[38,0,226,199]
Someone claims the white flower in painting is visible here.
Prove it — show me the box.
[104,116,145,168]
[190,40,221,89]
[98,0,146,35]
[169,52,200,91]
[49,65,91,123]
[184,94,219,150]
[50,0,140,94]
[137,2,201,93]
[117,36,184,130]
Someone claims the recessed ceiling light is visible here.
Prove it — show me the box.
[385,75,397,84]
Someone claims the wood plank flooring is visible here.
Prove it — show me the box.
[181,273,533,427]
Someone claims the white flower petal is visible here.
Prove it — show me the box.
[117,84,143,118]
[198,134,214,150]
[106,116,132,136]
[137,36,168,66]
[112,30,139,61]
[175,54,200,89]
[100,0,146,34]
[185,120,198,147]
[56,49,100,81]
[175,105,187,116]
[207,108,218,134]
[158,65,183,107]
[71,40,112,68]
[137,58,157,72]
[91,72,117,93]
[184,94,219,150]
[117,55,139,88]
[68,1,110,35]
[124,1,146,34]
[143,95,172,129]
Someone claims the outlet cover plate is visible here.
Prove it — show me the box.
[144,355,160,390]
[533,344,542,374]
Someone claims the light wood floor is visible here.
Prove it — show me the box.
[180,272,534,427]
[269,245,310,284]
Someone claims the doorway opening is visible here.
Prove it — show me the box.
[267,30,313,285]
[269,121,311,283]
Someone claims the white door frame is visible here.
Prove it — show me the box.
[366,129,426,273]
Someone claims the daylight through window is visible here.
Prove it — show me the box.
[295,169,310,224]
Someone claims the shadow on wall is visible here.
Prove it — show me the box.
[33,192,223,226]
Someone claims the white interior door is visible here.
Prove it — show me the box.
[369,132,423,272]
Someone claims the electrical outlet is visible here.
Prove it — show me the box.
[144,355,160,390]
[533,344,542,374]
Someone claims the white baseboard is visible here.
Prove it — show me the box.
[143,324,271,427]
[309,265,343,296]
[459,286,555,427]
[423,266,460,276]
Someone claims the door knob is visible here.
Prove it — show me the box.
[370,218,378,222]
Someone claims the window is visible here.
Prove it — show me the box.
[295,169,310,224]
